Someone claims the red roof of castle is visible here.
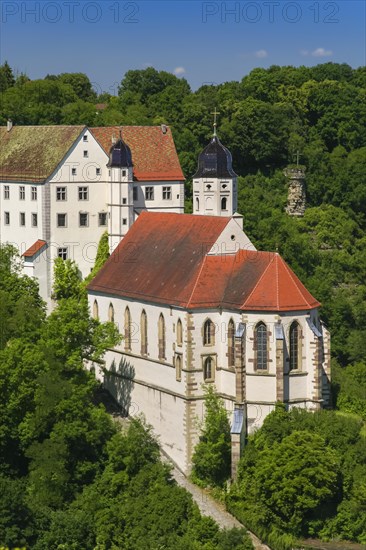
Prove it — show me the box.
[88,212,320,312]
[90,126,184,181]
[22,240,47,258]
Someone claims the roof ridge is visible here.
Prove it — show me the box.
[187,255,208,308]
[278,255,314,308]
[240,251,275,309]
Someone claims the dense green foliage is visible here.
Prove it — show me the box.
[0,244,252,549]
[191,385,231,487]
[227,405,366,548]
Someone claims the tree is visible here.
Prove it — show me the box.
[191,385,231,487]
[84,231,110,284]
[0,61,15,92]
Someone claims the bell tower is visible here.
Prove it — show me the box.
[192,109,238,217]
[107,131,134,252]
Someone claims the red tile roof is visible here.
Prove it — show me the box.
[22,240,47,258]
[90,126,184,181]
[88,212,320,312]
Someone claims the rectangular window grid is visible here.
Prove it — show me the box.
[79,212,89,227]
[19,186,25,200]
[145,186,154,200]
[4,186,9,199]
[56,187,67,201]
[78,186,88,200]
[31,186,37,200]
[57,213,67,227]
[58,247,68,260]
[163,186,172,200]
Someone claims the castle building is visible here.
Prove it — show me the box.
[86,131,331,477]
[0,124,184,303]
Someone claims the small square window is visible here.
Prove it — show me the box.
[72,168,77,176]
[83,135,88,142]
[4,211,10,225]
[31,213,38,227]
[19,186,25,200]
[58,247,68,260]
[163,186,172,200]
[20,212,25,226]
[122,198,127,205]
[31,186,37,200]
[57,213,67,227]
[56,187,67,201]
[122,218,127,225]
[122,169,126,177]
[145,186,154,200]
[98,212,107,226]
[83,150,88,158]
[79,212,89,227]
[133,187,138,201]
[4,186,9,199]
[78,186,88,201]
[96,167,101,176]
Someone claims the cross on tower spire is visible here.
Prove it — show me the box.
[211,107,220,136]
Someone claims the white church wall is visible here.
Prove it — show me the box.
[208,218,256,255]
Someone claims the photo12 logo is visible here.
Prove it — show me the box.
[1,1,140,24]
[201,2,340,24]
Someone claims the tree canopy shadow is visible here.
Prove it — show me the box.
[103,357,136,417]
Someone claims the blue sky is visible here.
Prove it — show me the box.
[1,0,365,92]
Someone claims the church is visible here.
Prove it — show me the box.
[87,125,331,477]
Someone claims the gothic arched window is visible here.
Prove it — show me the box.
[203,356,213,381]
[177,318,183,346]
[176,354,182,381]
[158,313,165,360]
[124,306,131,351]
[108,302,114,323]
[289,321,300,371]
[255,322,267,371]
[93,299,99,320]
[221,197,227,211]
[228,318,235,368]
[141,309,147,355]
[203,319,214,346]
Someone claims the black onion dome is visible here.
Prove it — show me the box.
[107,137,133,168]
[193,135,238,179]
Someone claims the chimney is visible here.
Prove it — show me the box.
[7,120,13,132]
[161,124,167,134]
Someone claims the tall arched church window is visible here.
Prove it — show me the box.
[177,318,183,346]
[228,318,235,368]
[176,354,182,381]
[93,299,99,320]
[203,319,214,346]
[141,309,147,355]
[124,306,131,351]
[108,303,114,323]
[256,322,267,371]
[196,197,199,211]
[203,356,214,381]
[158,313,165,360]
[289,321,300,371]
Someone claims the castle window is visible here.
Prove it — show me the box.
[123,198,127,204]
[96,167,101,176]
[98,212,107,226]
[125,306,131,351]
[289,321,300,371]
[83,135,88,142]
[196,197,199,211]
[19,212,25,226]
[203,356,214,382]
[228,318,235,368]
[79,212,89,227]
[122,218,127,225]
[158,313,166,360]
[31,186,37,200]
[177,318,183,346]
[56,187,67,201]
[57,213,67,227]
[4,212,10,225]
[57,247,68,260]
[72,168,77,176]
[145,186,154,200]
[133,187,138,201]
[4,186,9,199]
[255,322,268,371]
[31,213,38,227]
[19,186,25,200]
[83,150,88,158]
[93,300,99,319]
[203,319,215,346]
[78,186,88,200]
[221,197,227,211]
[122,170,126,177]
[163,186,171,200]
[141,309,148,355]
[176,354,182,381]
[108,303,115,323]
